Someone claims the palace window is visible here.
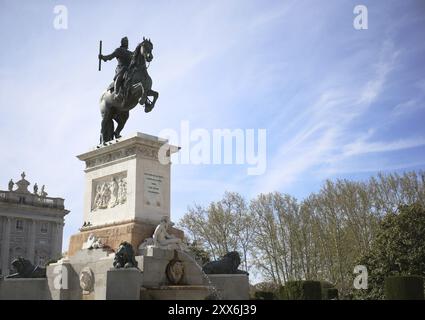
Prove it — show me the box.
[16,219,23,231]
[41,222,48,233]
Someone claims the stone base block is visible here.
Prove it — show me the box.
[106,268,143,300]
[0,278,51,300]
[208,274,250,300]
[47,249,115,300]
[136,248,204,288]
[68,219,183,257]
[140,285,212,300]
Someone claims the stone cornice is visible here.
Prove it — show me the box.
[79,216,171,232]
[0,212,66,223]
[77,132,179,169]
[0,201,69,219]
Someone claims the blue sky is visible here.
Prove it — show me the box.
[1,0,425,251]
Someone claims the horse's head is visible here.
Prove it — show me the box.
[141,37,153,62]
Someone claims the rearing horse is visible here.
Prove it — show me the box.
[99,38,158,144]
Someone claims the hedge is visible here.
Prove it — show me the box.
[280,280,322,300]
[384,276,424,300]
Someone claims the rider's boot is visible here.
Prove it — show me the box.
[113,78,124,101]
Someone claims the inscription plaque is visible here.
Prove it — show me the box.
[144,173,164,207]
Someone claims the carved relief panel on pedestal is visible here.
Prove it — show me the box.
[91,172,127,211]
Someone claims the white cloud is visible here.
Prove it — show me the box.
[343,137,425,157]
[253,40,400,193]
[324,160,425,176]
[392,99,424,117]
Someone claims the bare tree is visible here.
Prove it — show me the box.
[179,170,425,297]
[179,192,254,271]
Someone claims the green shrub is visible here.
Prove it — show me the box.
[319,281,338,300]
[384,276,424,300]
[353,204,425,299]
[254,291,276,300]
[322,288,339,300]
[277,286,286,300]
[282,281,322,300]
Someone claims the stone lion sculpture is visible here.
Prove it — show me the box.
[202,251,248,275]
[113,241,138,269]
[6,257,46,278]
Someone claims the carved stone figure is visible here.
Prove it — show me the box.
[8,179,14,191]
[92,176,127,211]
[113,241,138,269]
[6,257,47,278]
[108,178,118,208]
[202,251,248,275]
[33,183,38,195]
[118,178,127,204]
[97,183,108,209]
[79,267,94,293]
[82,233,104,250]
[138,237,154,252]
[99,37,159,144]
[97,183,106,209]
[152,216,185,250]
[103,183,111,208]
[92,185,102,210]
[40,185,48,197]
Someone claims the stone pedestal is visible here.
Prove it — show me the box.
[40,244,249,300]
[140,285,212,300]
[68,133,180,256]
[106,268,143,300]
[68,219,183,257]
[137,247,204,288]
[0,278,51,300]
[47,248,115,300]
[208,274,250,300]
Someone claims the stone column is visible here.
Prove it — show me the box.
[1,217,11,276]
[26,219,36,263]
[51,222,63,259]
[57,222,64,258]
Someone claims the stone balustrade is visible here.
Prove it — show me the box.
[0,191,65,209]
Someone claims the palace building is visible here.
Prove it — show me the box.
[0,172,69,275]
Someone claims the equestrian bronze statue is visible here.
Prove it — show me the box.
[98,37,158,144]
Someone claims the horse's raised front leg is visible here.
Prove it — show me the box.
[145,89,159,113]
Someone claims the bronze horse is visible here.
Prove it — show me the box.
[99,38,158,144]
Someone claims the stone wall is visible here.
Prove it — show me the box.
[0,278,51,300]
[0,249,250,300]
